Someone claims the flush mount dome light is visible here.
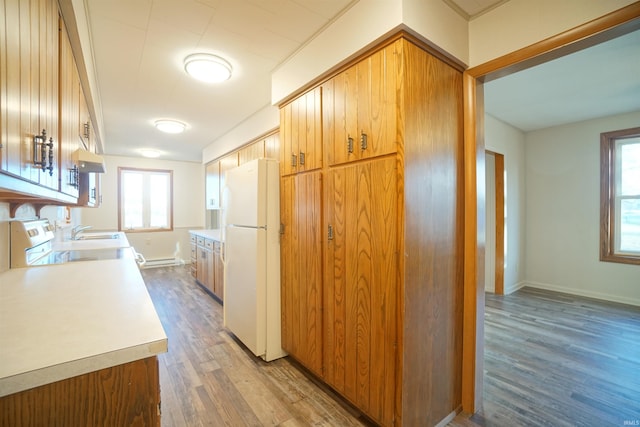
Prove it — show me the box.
[184,53,232,83]
[140,149,161,158]
[154,119,186,134]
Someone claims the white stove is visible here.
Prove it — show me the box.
[10,219,135,268]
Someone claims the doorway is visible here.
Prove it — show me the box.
[461,4,640,413]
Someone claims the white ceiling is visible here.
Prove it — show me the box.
[484,29,640,132]
[84,0,639,163]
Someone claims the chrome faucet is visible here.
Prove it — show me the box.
[71,225,92,240]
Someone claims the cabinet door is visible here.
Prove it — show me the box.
[205,160,220,209]
[280,87,322,176]
[325,43,398,167]
[238,140,264,165]
[325,157,397,426]
[79,85,92,151]
[280,171,323,376]
[196,244,208,287]
[219,152,238,209]
[213,241,224,301]
[58,17,80,197]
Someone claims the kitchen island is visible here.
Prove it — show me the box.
[0,245,167,425]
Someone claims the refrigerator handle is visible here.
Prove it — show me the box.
[220,241,225,264]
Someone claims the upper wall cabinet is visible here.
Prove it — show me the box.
[58,15,81,198]
[323,42,399,166]
[280,86,322,176]
[1,0,60,191]
[205,160,220,209]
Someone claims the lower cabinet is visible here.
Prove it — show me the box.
[0,357,160,426]
[191,233,223,302]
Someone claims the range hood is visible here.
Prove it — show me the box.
[72,149,106,173]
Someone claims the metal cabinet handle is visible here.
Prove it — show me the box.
[291,153,297,167]
[347,136,354,153]
[360,131,368,150]
[299,151,305,165]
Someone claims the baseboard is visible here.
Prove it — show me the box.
[504,281,526,295]
[523,281,640,307]
[435,409,458,427]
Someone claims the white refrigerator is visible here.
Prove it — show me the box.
[221,158,286,362]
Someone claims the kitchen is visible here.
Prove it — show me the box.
[2,0,639,426]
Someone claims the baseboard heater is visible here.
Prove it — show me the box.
[141,257,185,269]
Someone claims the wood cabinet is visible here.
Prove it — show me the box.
[58,15,81,198]
[280,86,322,176]
[213,241,224,300]
[0,0,59,190]
[191,233,224,302]
[205,160,220,209]
[218,152,238,209]
[238,140,264,165]
[0,356,160,426]
[280,171,323,376]
[323,43,398,166]
[279,36,464,427]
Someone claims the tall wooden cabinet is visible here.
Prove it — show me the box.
[279,35,464,426]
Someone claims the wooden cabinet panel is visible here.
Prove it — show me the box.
[238,140,264,165]
[205,160,220,209]
[280,87,322,176]
[0,356,160,427]
[324,157,397,426]
[280,171,323,376]
[219,152,238,208]
[264,132,280,160]
[324,42,398,167]
[1,0,59,190]
[58,16,80,197]
[213,241,224,300]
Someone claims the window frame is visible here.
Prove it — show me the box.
[600,126,640,265]
[117,167,174,233]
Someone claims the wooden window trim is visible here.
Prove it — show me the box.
[118,167,174,232]
[600,126,640,265]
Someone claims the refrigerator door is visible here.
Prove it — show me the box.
[223,159,267,228]
[223,225,266,357]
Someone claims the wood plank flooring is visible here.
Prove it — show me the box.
[141,266,371,427]
[142,266,640,426]
[451,287,640,427]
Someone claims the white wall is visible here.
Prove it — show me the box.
[271,0,467,105]
[485,114,527,294]
[524,111,640,306]
[469,0,637,66]
[78,155,204,263]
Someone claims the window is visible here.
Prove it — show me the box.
[118,167,173,232]
[600,127,640,265]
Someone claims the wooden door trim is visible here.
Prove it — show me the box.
[492,151,505,295]
[461,2,640,413]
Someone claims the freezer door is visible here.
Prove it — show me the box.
[223,159,267,227]
[223,226,266,357]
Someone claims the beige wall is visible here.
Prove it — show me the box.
[468,0,637,66]
[524,111,640,306]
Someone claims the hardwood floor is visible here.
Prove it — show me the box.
[451,287,640,427]
[141,265,371,427]
[143,267,640,426]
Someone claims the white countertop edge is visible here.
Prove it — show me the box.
[0,338,167,398]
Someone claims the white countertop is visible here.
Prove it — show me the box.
[0,243,168,397]
[189,229,222,241]
[51,231,130,251]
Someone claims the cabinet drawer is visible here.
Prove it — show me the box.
[205,239,213,249]
[190,234,196,243]
[196,236,205,246]
[213,241,221,252]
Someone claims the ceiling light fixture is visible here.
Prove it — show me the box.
[154,119,186,134]
[140,149,161,158]
[184,53,232,83]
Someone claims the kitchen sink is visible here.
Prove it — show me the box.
[77,233,120,240]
